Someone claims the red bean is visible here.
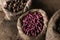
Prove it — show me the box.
[22,11,44,36]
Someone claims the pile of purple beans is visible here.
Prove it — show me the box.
[22,11,44,36]
[4,0,27,13]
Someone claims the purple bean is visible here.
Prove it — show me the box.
[22,11,44,36]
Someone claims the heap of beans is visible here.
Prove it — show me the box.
[22,11,44,36]
[4,0,27,13]
[55,17,60,34]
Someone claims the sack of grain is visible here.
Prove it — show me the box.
[17,9,48,40]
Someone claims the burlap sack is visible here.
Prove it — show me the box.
[46,9,60,40]
[0,0,32,20]
[17,9,48,40]
[0,11,19,40]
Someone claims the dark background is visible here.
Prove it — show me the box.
[30,0,60,20]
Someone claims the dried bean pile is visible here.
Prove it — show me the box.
[55,17,60,34]
[4,0,27,13]
[22,11,44,36]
